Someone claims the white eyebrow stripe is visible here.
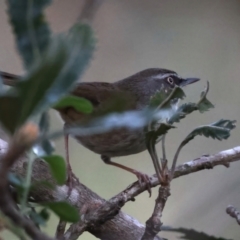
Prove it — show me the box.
[152,73,178,79]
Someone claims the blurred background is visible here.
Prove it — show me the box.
[1,0,240,239]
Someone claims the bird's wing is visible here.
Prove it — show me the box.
[58,82,137,124]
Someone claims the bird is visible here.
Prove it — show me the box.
[0,68,200,192]
[56,68,200,189]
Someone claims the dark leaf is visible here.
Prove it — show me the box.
[29,210,47,226]
[168,102,198,124]
[182,119,236,146]
[53,95,93,114]
[41,201,79,222]
[7,0,51,69]
[42,155,66,185]
[39,208,50,221]
[197,81,214,113]
[0,95,20,134]
[39,111,50,133]
[162,227,232,240]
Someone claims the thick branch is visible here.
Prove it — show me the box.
[0,128,55,240]
[1,138,240,239]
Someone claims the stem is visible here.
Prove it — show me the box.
[20,151,35,214]
[161,135,166,161]
[170,141,185,177]
[148,139,163,183]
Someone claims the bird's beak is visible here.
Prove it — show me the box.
[180,77,200,87]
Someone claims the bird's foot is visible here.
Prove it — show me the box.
[66,166,80,197]
[133,170,152,197]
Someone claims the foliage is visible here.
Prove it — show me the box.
[0,0,237,239]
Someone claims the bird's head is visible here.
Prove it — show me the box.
[136,68,200,89]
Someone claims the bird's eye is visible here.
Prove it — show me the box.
[167,77,174,85]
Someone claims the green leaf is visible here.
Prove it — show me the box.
[162,227,231,240]
[0,23,95,133]
[182,119,236,145]
[53,95,93,114]
[197,81,214,113]
[42,155,66,185]
[7,0,51,69]
[41,201,79,223]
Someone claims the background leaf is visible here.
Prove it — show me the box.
[42,155,66,185]
[41,201,79,223]
[7,0,51,69]
[0,23,95,133]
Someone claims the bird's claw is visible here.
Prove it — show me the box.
[134,171,152,197]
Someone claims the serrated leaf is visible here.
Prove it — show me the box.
[42,155,66,185]
[7,0,51,69]
[183,119,236,145]
[168,102,198,124]
[53,95,93,114]
[197,81,214,113]
[162,227,232,240]
[41,201,79,223]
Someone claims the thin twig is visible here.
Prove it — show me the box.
[170,141,185,177]
[226,205,240,225]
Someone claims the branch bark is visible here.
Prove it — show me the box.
[1,137,240,239]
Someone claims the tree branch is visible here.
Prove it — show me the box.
[141,185,170,240]
[0,125,55,240]
[1,136,240,239]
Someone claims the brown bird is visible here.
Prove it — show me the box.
[57,68,200,188]
[1,69,200,191]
